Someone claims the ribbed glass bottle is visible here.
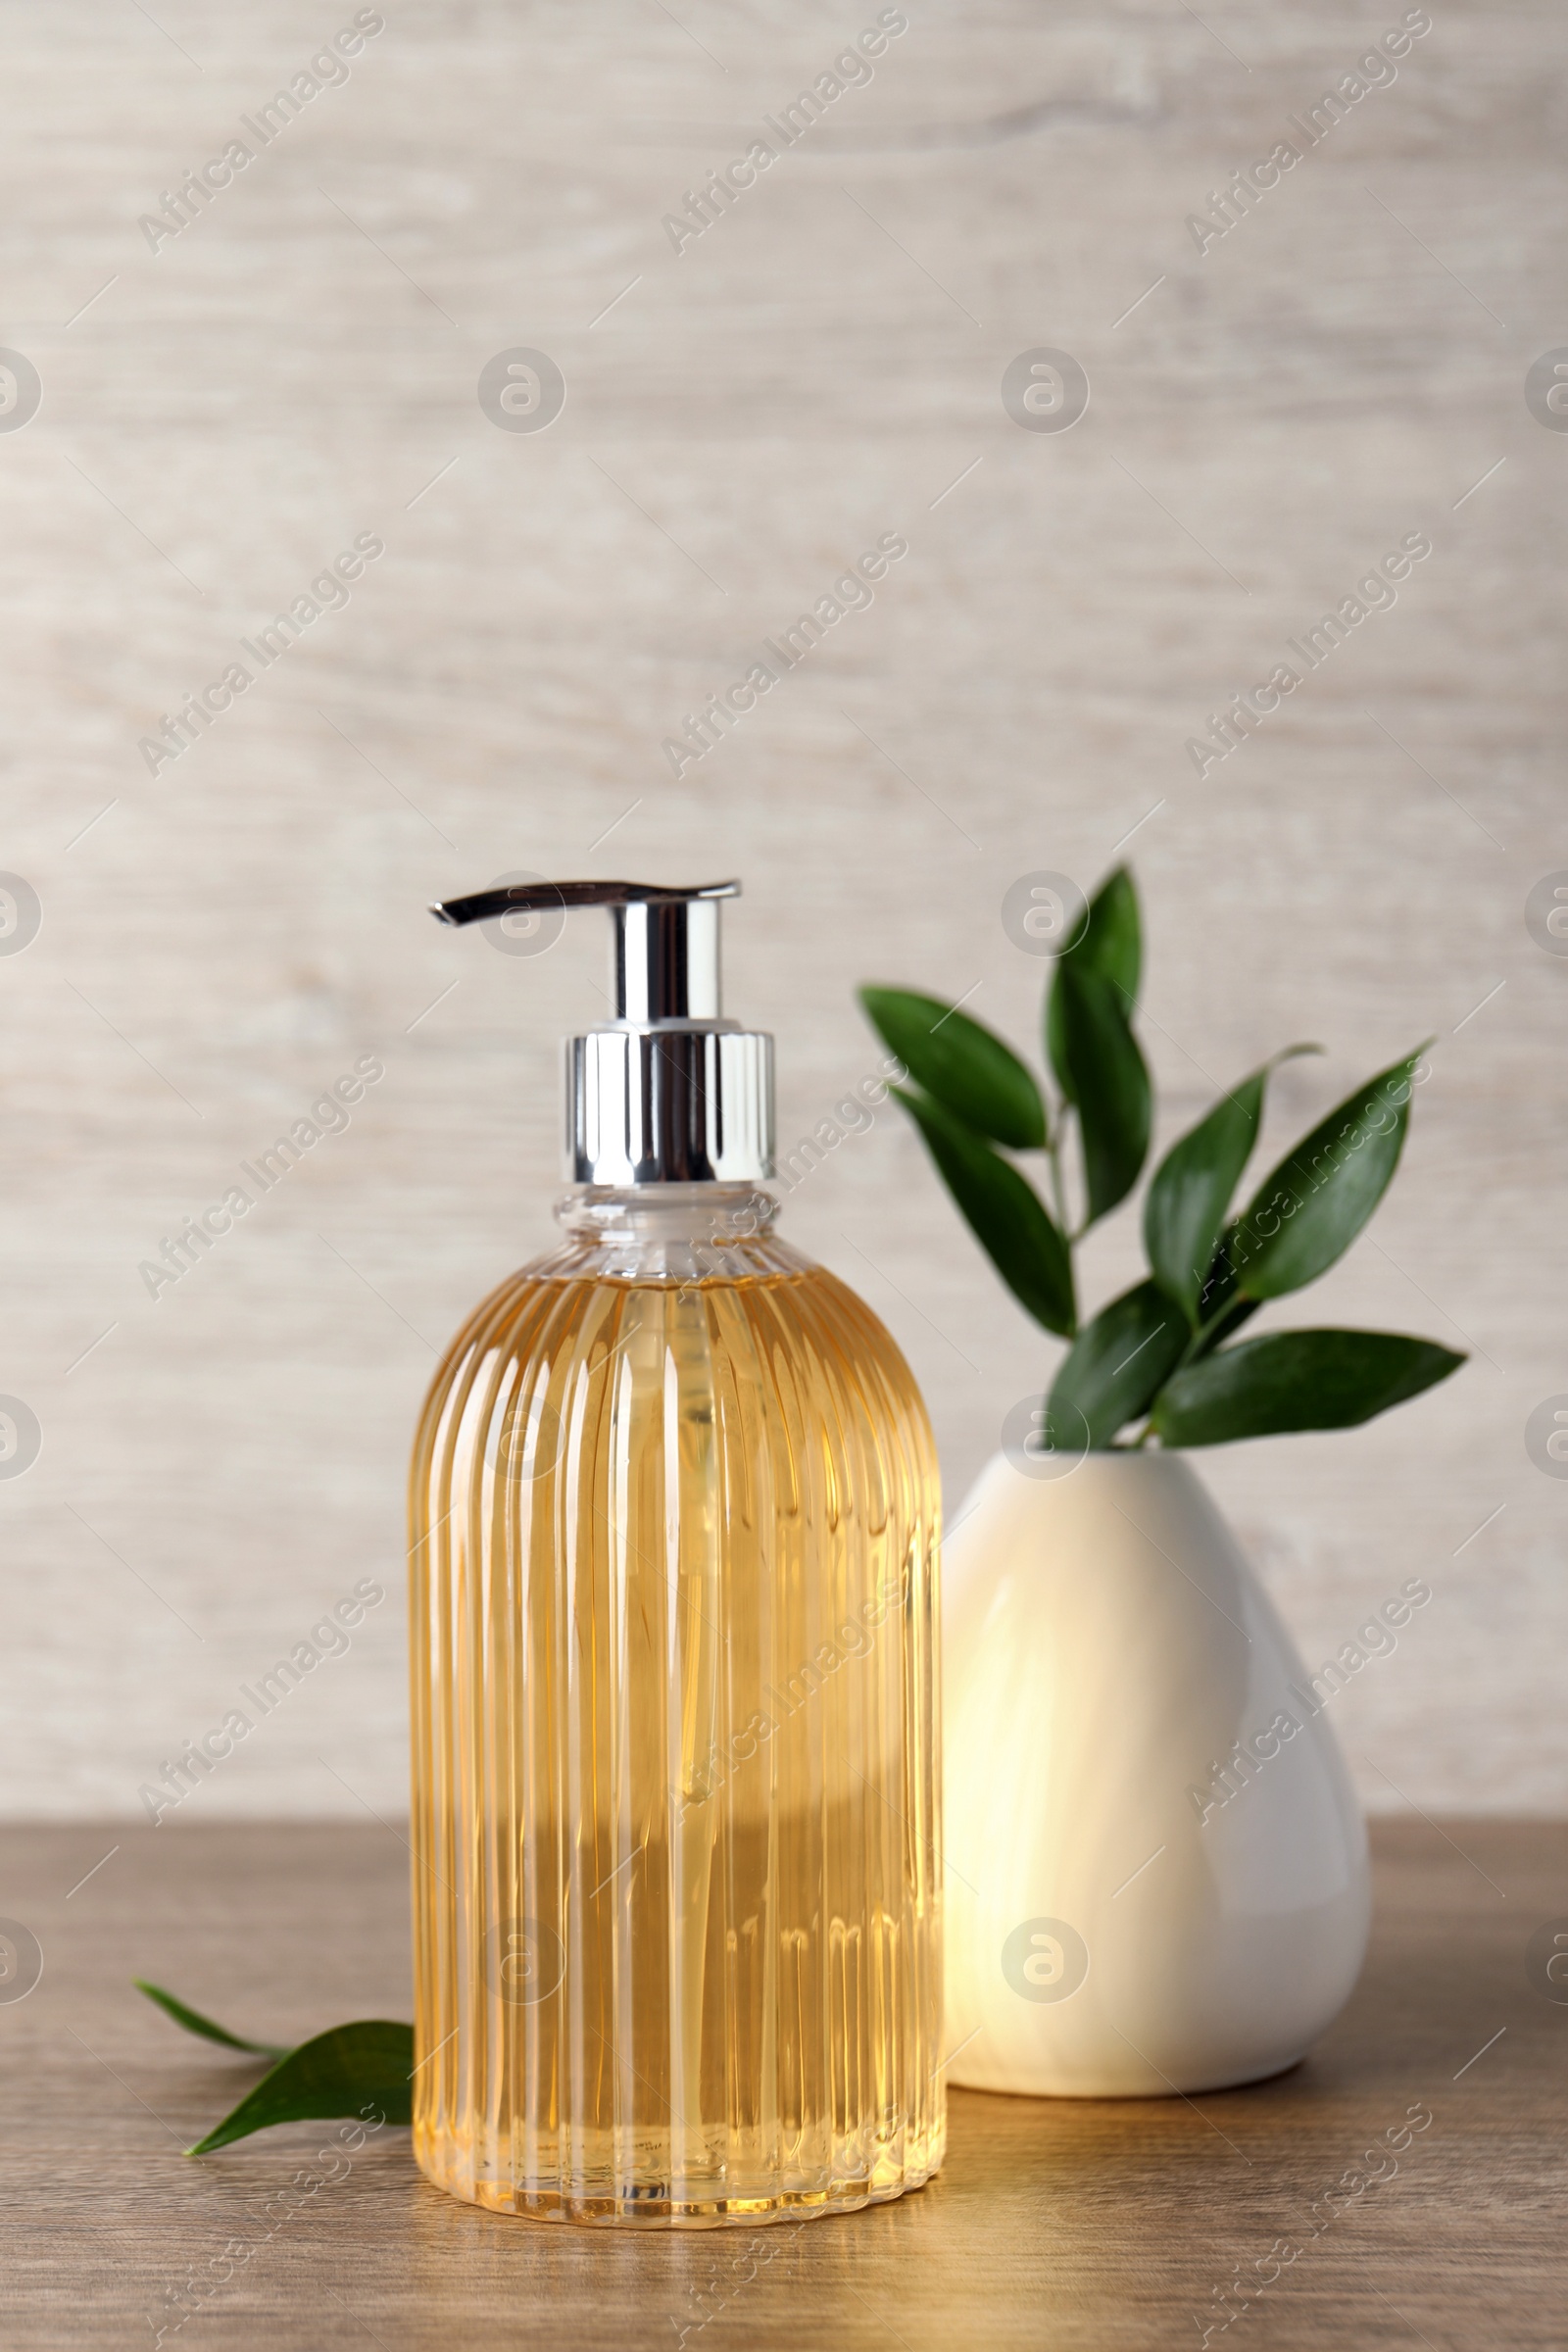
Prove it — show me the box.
[408,1185,943,2226]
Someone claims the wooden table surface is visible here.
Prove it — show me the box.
[5,1817,1564,2348]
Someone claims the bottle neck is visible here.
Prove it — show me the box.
[551,1183,792,1286]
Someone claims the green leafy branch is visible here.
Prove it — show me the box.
[134,1979,412,2152]
[859,866,1464,1450]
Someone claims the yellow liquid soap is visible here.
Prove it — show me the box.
[408,1192,944,2226]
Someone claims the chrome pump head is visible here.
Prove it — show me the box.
[430,878,774,1186]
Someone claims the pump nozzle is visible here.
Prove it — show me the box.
[432,879,739,1026]
[429,877,772,1187]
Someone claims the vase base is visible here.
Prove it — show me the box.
[949,2051,1309,2102]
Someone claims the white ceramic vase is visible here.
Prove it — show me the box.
[942,1449,1370,2097]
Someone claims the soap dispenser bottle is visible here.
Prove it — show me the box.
[408,878,944,2227]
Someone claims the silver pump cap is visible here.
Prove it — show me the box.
[429,878,774,1186]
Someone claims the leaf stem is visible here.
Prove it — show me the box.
[1175,1295,1258,1373]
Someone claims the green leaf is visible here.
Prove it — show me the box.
[186,2021,415,2155]
[1054,963,1152,1226]
[1144,1048,1321,1323]
[859,987,1046,1150]
[1048,1279,1189,1448]
[1149,1329,1464,1447]
[893,1087,1075,1335]
[1192,1281,1260,1359]
[134,1978,289,2058]
[1229,1048,1426,1300]
[1047,865,1142,1101]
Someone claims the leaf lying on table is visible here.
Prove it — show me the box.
[187,2022,415,2154]
[133,1978,290,2057]
[136,1978,413,2154]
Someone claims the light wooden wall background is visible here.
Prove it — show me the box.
[2,0,1562,1823]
